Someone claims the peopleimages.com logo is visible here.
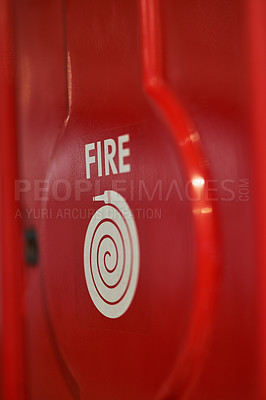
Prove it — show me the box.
[14,178,250,203]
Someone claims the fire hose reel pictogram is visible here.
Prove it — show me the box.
[83,190,140,318]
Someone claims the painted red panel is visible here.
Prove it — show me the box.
[0,0,265,399]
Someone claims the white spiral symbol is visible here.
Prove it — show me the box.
[83,191,140,318]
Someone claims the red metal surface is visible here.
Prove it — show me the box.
[0,0,25,399]
[247,0,266,399]
[140,1,220,397]
[0,0,263,399]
